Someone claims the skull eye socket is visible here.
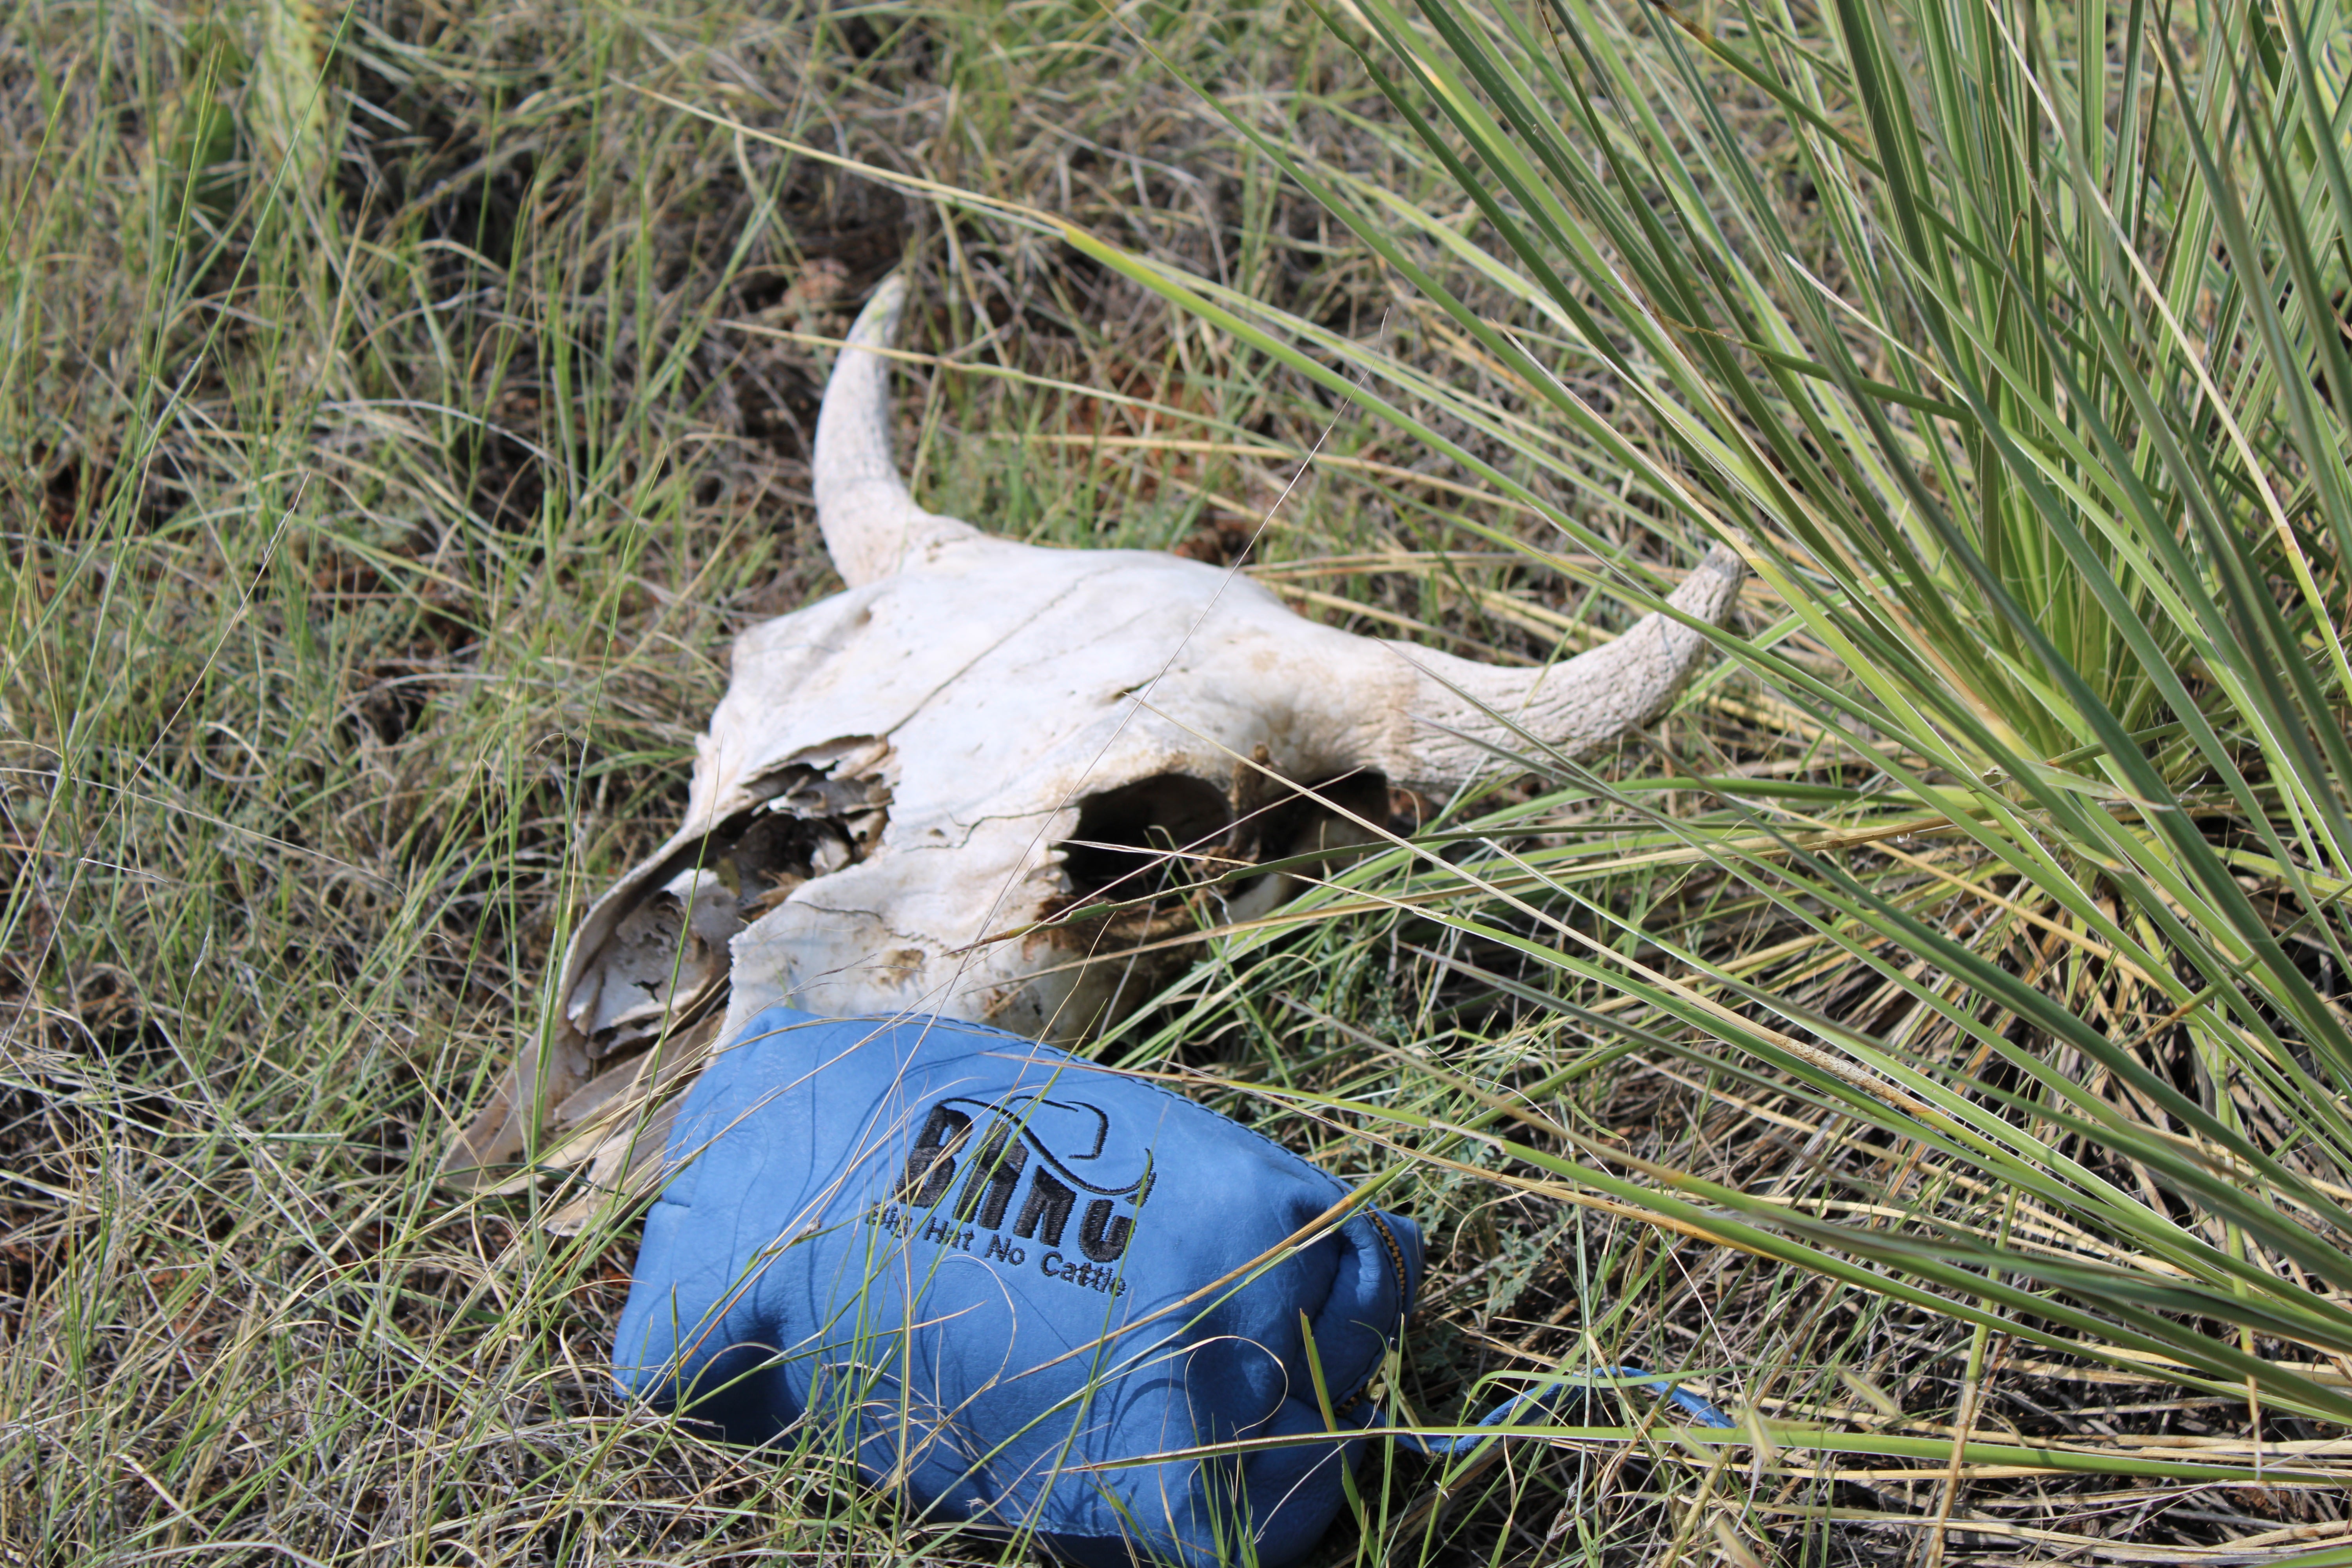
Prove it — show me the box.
[1059,773,1234,901]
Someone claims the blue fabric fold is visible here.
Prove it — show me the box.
[611,1007,1734,1566]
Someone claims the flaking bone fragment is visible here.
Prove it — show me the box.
[445,272,1746,1217]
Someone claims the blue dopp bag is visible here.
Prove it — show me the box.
[612,1007,1424,1567]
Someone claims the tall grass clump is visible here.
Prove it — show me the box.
[1060,0,2352,1538]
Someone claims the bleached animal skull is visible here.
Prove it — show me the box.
[447,274,1744,1207]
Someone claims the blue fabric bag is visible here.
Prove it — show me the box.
[613,1007,1720,1566]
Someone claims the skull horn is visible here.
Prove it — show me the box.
[812,272,978,585]
[1358,542,1747,794]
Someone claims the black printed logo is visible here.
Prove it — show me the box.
[871,1092,1156,1296]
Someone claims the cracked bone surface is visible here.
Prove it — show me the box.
[446,273,1746,1209]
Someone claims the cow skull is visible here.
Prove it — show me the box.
[446,274,1744,1211]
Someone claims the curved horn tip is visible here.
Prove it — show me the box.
[1367,537,1748,789]
[1671,540,1748,621]
[814,270,982,585]
[846,270,909,350]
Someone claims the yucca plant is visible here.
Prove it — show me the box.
[1063,0,2352,1526]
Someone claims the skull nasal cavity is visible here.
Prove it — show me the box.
[1060,774,1233,898]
